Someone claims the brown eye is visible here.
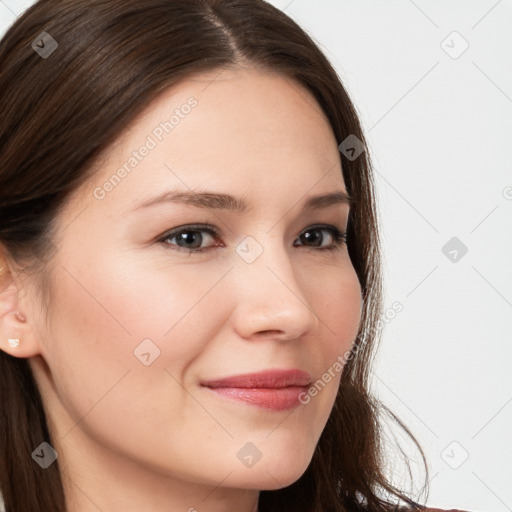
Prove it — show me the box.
[158,224,222,254]
[294,225,347,251]
[157,223,347,255]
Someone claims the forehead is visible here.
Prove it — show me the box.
[81,65,346,214]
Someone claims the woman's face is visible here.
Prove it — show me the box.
[24,66,362,508]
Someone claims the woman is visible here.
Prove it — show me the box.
[0,1,471,511]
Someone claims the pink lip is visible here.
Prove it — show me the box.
[200,369,312,411]
[200,368,312,388]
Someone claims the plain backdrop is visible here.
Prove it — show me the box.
[1,1,511,512]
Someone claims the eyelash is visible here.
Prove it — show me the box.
[157,223,348,255]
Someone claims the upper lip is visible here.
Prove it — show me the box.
[201,369,312,389]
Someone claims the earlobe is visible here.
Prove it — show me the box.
[5,311,25,350]
[8,336,21,348]
[1,304,40,359]
[0,263,40,358]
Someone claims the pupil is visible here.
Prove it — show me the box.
[179,232,201,248]
[303,230,321,246]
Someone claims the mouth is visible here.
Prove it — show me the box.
[200,368,312,389]
[200,368,312,411]
[202,386,310,411]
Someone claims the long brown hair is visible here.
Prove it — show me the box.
[0,1,429,510]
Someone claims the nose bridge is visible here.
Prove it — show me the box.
[232,232,320,337]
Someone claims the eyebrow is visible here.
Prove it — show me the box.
[131,189,353,213]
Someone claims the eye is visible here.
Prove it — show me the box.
[157,223,347,254]
[157,224,223,254]
[294,225,347,252]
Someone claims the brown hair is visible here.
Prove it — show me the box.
[0,1,429,510]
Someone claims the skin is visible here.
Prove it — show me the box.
[0,65,362,512]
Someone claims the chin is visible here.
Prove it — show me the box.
[253,465,309,490]
[230,451,312,490]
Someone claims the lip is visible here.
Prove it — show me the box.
[200,368,312,389]
[200,369,312,411]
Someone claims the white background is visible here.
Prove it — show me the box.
[1,1,511,511]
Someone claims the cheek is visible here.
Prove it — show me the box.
[293,263,362,434]
[44,251,227,405]
[52,250,217,348]
[42,257,217,464]
[313,267,362,410]
[313,263,363,356]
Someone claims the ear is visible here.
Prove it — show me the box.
[0,252,42,358]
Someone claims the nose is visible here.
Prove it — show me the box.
[230,238,320,341]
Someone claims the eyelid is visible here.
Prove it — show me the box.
[157,223,222,243]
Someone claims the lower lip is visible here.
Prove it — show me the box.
[202,386,309,411]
